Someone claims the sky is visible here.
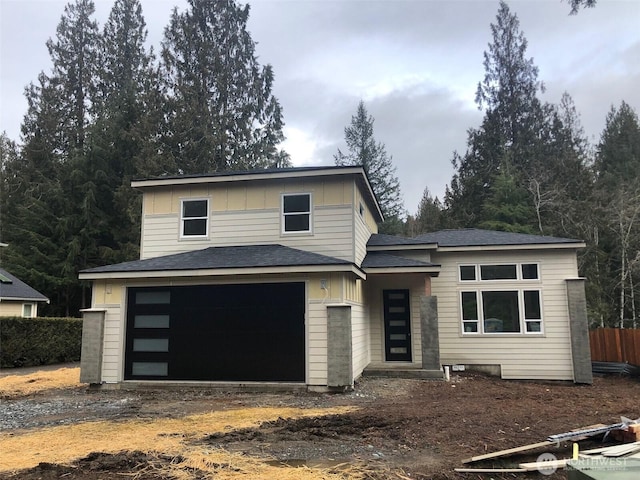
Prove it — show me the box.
[1,0,639,214]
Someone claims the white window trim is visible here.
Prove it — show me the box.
[459,288,544,336]
[458,262,541,282]
[23,303,35,318]
[180,198,210,239]
[281,192,313,235]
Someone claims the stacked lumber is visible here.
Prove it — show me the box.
[455,417,640,475]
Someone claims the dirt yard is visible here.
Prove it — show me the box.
[1,366,639,479]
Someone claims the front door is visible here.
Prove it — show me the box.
[383,289,412,362]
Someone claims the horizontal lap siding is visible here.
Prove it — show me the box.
[432,250,577,380]
[308,301,328,385]
[141,206,354,262]
[354,212,371,266]
[101,306,123,383]
[350,302,369,380]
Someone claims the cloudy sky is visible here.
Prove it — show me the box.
[1,0,639,213]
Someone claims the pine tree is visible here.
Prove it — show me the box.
[334,101,404,233]
[161,0,286,174]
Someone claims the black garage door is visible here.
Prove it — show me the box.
[124,283,305,382]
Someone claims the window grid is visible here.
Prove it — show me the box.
[282,193,312,234]
[180,198,209,238]
[459,263,540,282]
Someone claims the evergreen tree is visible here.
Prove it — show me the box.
[409,187,444,235]
[334,101,404,233]
[161,0,286,173]
[593,102,640,327]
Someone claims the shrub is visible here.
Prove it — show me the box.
[0,317,83,368]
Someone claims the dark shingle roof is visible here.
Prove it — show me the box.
[81,244,351,274]
[412,228,582,247]
[368,228,582,249]
[0,268,49,302]
[362,252,439,269]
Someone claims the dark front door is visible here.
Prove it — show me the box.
[383,289,412,362]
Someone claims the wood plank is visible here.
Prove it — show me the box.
[519,459,570,471]
[460,441,555,464]
[602,442,640,457]
[455,467,528,473]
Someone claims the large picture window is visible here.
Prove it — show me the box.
[282,193,311,233]
[459,263,542,334]
[461,290,543,334]
[181,199,209,238]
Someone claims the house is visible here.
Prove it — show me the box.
[78,165,592,388]
[0,267,50,318]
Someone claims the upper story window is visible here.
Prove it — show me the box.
[181,199,209,238]
[282,193,312,234]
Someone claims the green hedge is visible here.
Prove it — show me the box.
[0,317,83,368]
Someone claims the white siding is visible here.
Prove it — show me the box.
[141,205,355,262]
[101,304,124,383]
[350,302,370,379]
[354,210,371,266]
[308,301,328,386]
[432,249,578,380]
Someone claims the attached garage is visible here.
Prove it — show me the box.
[124,282,306,382]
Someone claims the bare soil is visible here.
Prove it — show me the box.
[1,371,640,479]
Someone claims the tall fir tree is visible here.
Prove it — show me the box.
[334,101,404,233]
[161,0,287,174]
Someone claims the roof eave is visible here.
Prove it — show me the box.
[435,242,586,252]
[367,243,438,252]
[363,266,441,275]
[79,264,366,281]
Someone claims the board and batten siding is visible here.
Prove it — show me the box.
[431,249,578,380]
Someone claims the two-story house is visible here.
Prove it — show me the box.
[78,166,592,389]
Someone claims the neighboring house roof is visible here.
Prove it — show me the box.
[362,252,440,275]
[0,268,49,303]
[80,244,365,279]
[368,228,584,251]
[131,165,385,223]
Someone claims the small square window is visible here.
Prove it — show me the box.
[460,265,476,281]
[522,264,539,280]
[181,199,208,237]
[23,303,33,318]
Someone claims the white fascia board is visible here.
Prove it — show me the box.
[436,242,586,253]
[363,266,441,275]
[132,167,365,188]
[79,264,366,281]
[366,244,438,252]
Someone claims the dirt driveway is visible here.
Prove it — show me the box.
[1,366,639,479]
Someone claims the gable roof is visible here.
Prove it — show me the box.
[368,228,584,251]
[80,244,365,280]
[131,165,384,223]
[0,268,49,303]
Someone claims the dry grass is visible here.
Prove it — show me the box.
[0,406,359,478]
[0,366,410,478]
[0,367,81,398]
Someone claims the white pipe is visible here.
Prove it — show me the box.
[444,365,450,382]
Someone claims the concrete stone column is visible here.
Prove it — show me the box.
[79,309,106,384]
[420,296,440,370]
[566,279,593,384]
[327,305,353,388]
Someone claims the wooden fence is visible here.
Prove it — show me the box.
[590,328,640,366]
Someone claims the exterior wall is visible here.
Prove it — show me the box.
[367,274,427,366]
[353,186,377,266]
[431,249,579,380]
[0,302,25,317]
[91,272,349,386]
[344,277,369,380]
[140,178,358,262]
